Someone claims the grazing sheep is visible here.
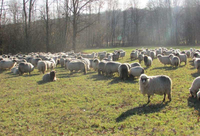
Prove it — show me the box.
[92,59,100,71]
[144,56,152,67]
[129,66,144,79]
[130,62,141,67]
[11,66,19,74]
[130,51,138,61]
[104,61,121,76]
[43,71,57,82]
[112,52,120,61]
[98,61,107,75]
[189,77,200,97]
[60,58,65,67]
[138,54,144,63]
[31,58,42,67]
[157,54,171,65]
[139,74,172,103]
[175,53,187,65]
[81,52,96,59]
[18,62,34,75]
[44,60,56,71]
[0,60,16,70]
[194,58,200,72]
[68,61,87,74]
[37,61,47,74]
[80,58,90,70]
[118,63,130,80]
[150,51,156,60]
[120,51,126,59]
[169,54,180,67]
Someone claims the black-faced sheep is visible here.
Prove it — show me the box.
[139,74,172,103]
[43,71,57,82]
[144,56,152,67]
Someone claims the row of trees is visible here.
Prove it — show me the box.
[0,0,200,54]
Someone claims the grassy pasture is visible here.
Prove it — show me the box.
[0,46,200,135]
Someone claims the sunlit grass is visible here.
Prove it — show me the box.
[0,46,200,135]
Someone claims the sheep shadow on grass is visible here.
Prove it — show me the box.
[90,74,107,81]
[116,102,170,122]
[37,80,48,85]
[187,97,200,113]
[108,77,138,85]
[152,66,182,71]
[191,72,200,78]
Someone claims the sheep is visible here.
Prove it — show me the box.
[60,58,65,67]
[42,71,57,82]
[80,58,90,70]
[68,61,87,74]
[104,61,121,76]
[144,56,152,67]
[130,52,138,61]
[129,66,144,79]
[194,58,200,72]
[98,61,107,75]
[118,63,130,80]
[189,77,200,97]
[138,54,144,63]
[31,58,42,67]
[81,52,96,59]
[150,51,156,60]
[11,66,19,74]
[120,51,126,59]
[112,52,120,61]
[18,62,34,75]
[130,62,141,67]
[175,53,187,65]
[45,60,56,71]
[157,54,171,65]
[197,90,200,100]
[139,74,172,103]
[169,54,180,67]
[37,61,47,74]
[92,59,100,71]
[0,60,16,70]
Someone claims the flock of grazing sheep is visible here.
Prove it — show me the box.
[0,47,200,103]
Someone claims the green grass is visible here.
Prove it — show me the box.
[0,46,200,135]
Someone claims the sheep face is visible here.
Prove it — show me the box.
[50,71,56,81]
[140,74,149,86]
[190,88,197,97]
[197,91,200,100]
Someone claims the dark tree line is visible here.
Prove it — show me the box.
[0,0,199,54]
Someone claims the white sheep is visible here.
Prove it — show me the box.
[92,59,100,71]
[98,61,107,75]
[43,71,57,82]
[118,63,130,80]
[138,54,144,63]
[68,61,87,74]
[129,66,144,79]
[0,60,16,70]
[169,54,180,67]
[130,51,138,61]
[105,61,121,76]
[157,54,171,65]
[18,62,34,75]
[11,66,19,74]
[130,62,141,67]
[194,58,200,72]
[144,56,152,67]
[120,51,126,59]
[150,51,156,60]
[189,77,200,97]
[31,58,42,67]
[37,61,47,74]
[175,53,187,65]
[60,58,65,67]
[139,74,172,103]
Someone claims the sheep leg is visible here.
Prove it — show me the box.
[147,95,150,104]
[163,93,166,102]
[168,93,171,101]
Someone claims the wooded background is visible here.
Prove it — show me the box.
[0,0,199,54]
